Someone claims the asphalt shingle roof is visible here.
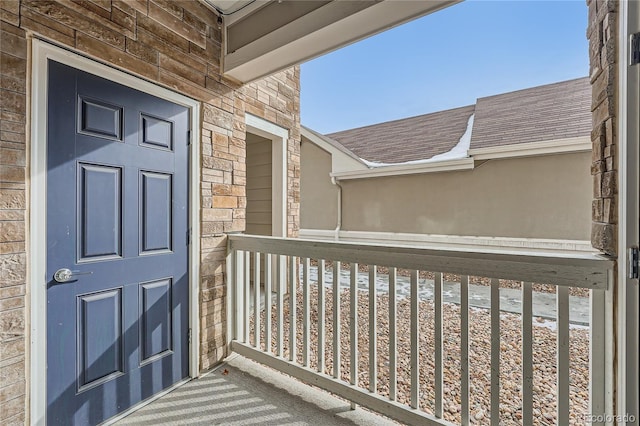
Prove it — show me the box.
[326,105,475,164]
[321,77,591,164]
[470,77,591,149]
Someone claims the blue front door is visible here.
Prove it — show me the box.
[46,60,190,425]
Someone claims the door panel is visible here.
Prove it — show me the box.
[46,60,190,425]
[77,289,124,390]
[140,171,172,254]
[78,97,123,140]
[140,114,173,150]
[139,278,173,363]
[78,163,123,260]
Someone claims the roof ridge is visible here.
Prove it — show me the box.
[326,104,476,137]
[321,76,589,137]
[475,76,589,102]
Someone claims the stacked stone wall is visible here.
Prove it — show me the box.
[588,0,618,255]
[0,1,300,422]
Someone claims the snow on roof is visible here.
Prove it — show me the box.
[359,114,474,168]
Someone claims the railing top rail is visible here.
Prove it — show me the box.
[227,234,614,290]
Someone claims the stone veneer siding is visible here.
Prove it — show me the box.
[0,1,300,424]
[588,0,618,255]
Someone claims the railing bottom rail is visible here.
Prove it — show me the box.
[231,342,455,426]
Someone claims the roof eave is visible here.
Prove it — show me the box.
[331,157,475,180]
[301,125,369,167]
[468,136,591,160]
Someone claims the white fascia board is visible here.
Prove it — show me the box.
[301,127,367,172]
[468,136,591,160]
[223,0,459,83]
[331,157,475,180]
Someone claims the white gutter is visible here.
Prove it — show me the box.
[331,156,475,180]
[330,137,591,181]
[468,136,591,160]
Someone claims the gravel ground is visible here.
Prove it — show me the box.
[250,286,589,425]
[311,261,590,298]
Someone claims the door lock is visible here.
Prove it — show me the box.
[53,268,93,283]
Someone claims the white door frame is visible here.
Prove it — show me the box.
[619,3,640,422]
[29,39,201,425]
[244,114,289,295]
[245,113,288,238]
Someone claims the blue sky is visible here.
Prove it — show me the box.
[300,0,589,134]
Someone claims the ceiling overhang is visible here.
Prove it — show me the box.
[204,0,460,83]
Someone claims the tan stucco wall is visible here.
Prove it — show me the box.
[342,153,591,240]
[300,139,339,230]
[302,146,592,240]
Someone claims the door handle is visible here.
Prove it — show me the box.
[53,268,93,283]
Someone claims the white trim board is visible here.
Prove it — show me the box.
[331,157,475,180]
[619,1,640,420]
[244,114,289,296]
[29,39,201,426]
[299,229,596,256]
[468,136,591,160]
[245,113,288,238]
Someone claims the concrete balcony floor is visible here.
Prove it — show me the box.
[115,355,398,426]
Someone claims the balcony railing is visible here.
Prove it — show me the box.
[226,234,613,426]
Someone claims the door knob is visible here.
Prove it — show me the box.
[53,268,93,283]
